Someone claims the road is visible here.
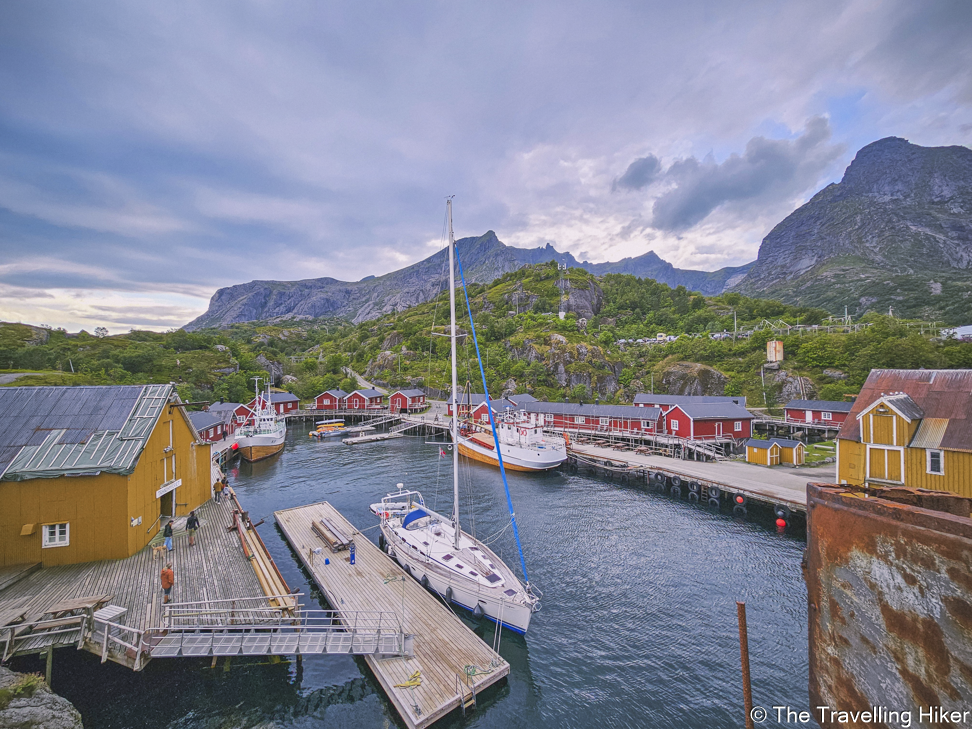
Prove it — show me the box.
[0,372,47,385]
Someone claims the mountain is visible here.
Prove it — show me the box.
[186,233,750,330]
[731,137,972,323]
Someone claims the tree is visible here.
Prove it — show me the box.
[94,327,108,338]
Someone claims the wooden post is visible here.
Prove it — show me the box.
[45,646,53,686]
[737,601,754,729]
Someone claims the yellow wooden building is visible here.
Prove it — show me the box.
[746,438,806,466]
[0,384,213,567]
[836,369,972,499]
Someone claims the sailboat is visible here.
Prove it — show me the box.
[371,199,540,633]
[234,378,287,462]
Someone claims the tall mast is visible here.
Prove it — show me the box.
[447,197,461,549]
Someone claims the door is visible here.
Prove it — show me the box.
[715,422,723,437]
[806,410,814,422]
[160,490,175,518]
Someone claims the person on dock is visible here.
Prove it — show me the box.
[163,520,174,551]
[186,510,200,547]
[214,478,225,503]
[160,563,174,604]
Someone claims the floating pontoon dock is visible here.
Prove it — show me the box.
[275,501,509,729]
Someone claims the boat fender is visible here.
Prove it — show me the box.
[387,545,395,557]
[403,563,411,576]
[688,480,701,493]
[733,505,748,517]
[733,493,748,507]
[775,504,790,520]
[378,533,386,551]
[670,485,681,498]
[421,575,430,589]
[653,471,665,483]
[446,586,454,602]
[671,475,681,488]
[687,492,699,503]
[473,603,485,619]
[708,485,721,500]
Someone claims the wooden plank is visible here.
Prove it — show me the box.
[275,501,509,729]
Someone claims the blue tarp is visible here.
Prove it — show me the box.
[402,508,430,529]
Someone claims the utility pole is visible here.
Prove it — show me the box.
[733,310,737,342]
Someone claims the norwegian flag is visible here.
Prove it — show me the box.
[439,448,446,459]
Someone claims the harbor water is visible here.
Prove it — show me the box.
[31,424,809,728]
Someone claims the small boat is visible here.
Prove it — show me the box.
[458,410,566,471]
[234,379,286,462]
[310,419,347,438]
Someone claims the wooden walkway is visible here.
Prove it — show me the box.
[0,497,268,665]
[275,502,509,729]
[569,443,836,511]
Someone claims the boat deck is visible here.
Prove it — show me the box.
[275,501,509,729]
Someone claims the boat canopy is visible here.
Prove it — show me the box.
[402,508,431,529]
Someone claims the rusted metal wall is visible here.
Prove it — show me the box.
[806,483,972,726]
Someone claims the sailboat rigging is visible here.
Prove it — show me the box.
[370,198,540,633]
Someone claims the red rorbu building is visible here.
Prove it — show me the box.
[662,403,754,440]
[521,402,662,435]
[389,389,427,413]
[246,391,300,415]
[633,394,747,412]
[345,389,385,410]
[446,393,488,417]
[207,402,245,435]
[314,389,348,410]
[784,399,853,426]
[188,411,226,442]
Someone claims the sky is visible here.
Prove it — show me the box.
[1,0,970,332]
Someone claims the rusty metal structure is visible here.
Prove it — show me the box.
[806,482,972,725]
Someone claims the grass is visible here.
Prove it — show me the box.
[0,672,45,709]
[806,440,836,464]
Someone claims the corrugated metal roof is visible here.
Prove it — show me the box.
[208,402,242,413]
[188,411,222,430]
[785,399,854,412]
[673,402,754,419]
[321,389,348,398]
[747,439,777,450]
[393,389,426,398]
[351,389,383,398]
[838,369,972,452]
[0,384,172,481]
[522,401,663,420]
[509,393,538,403]
[909,418,949,449]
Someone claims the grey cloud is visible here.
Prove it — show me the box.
[650,117,843,232]
[613,155,661,191]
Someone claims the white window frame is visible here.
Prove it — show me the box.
[671,419,679,432]
[641,420,653,429]
[545,414,553,424]
[599,417,610,425]
[734,421,742,432]
[574,416,585,424]
[481,413,489,423]
[821,412,832,421]
[42,522,70,548]
[926,449,944,475]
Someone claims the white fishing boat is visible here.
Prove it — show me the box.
[458,410,567,471]
[234,379,287,462]
[372,199,540,633]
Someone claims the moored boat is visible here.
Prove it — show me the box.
[458,410,566,471]
[234,380,286,462]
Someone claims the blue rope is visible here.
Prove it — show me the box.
[454,246,530,585]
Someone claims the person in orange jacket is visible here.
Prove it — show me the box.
[161,563,174,604]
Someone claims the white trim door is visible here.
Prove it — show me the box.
[715,422,723,437]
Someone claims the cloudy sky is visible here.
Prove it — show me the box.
[1,1,970,332]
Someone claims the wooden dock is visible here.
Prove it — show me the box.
[275,502,509,729]
[569,443,834,512]
[342,432,405,445]
[0,494,279,668]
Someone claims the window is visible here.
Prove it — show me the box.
[734,421,742,432]
[927,449,944,475]
[821,412,832,421]
[599,417,609,425]
[545,414,553,424]
[42,523,69,548]
[642,420,653,429]
[481,414,489,423]
[236,415,245,423]
[574,416,585,424]
[671,419,679,432]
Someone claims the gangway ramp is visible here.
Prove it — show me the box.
[275,501,509,729]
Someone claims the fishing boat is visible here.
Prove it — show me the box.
[234,379,287,462]
[309,419,347,438]
[372,199,540,633]
[458,410,567,471]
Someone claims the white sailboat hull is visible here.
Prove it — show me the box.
[458,435,566,471]
[380,523,535,634]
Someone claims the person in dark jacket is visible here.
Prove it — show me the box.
[186,511,200,547]
[163,520,174,551]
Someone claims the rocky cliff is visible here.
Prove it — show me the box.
[731,137,972,322]
[187,233,750,330]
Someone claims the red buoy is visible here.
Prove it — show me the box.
[776,518,786,528]
[735,495,744,504]
[231,442,239,450]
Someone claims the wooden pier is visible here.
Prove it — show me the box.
[568,442,832,512]
[275,502,509,729]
